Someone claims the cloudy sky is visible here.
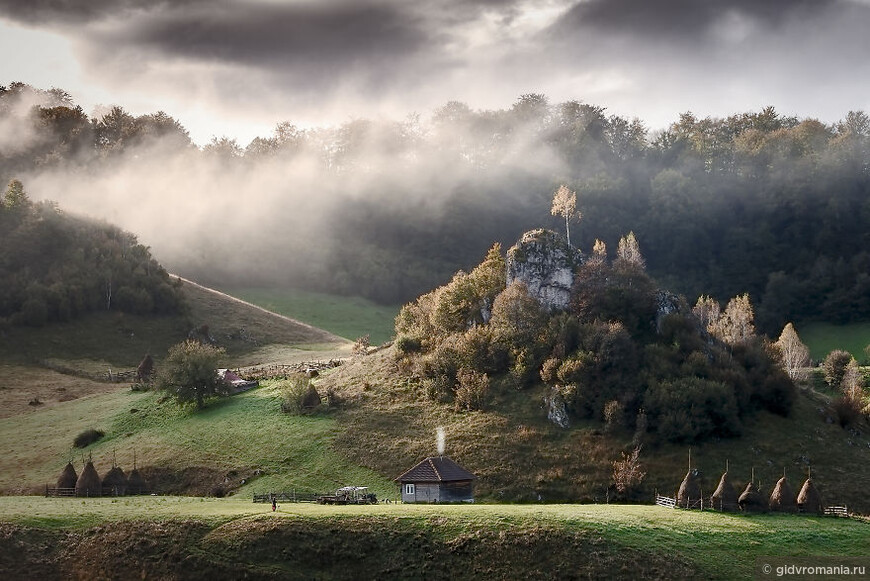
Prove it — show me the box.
[2,0,870,145]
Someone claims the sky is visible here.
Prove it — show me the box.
[2,0,870,146]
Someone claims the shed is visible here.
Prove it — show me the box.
[395,456,476,503]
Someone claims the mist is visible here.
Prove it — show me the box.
[4,81,870,335]
[3,90,570,303]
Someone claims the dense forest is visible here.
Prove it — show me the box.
[0,179,185,327]
[2,82,869,334]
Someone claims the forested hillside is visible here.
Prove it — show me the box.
[3,82,869,333]
[0,179,185,327]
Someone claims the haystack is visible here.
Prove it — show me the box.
[137,354,155,383]
[711,471,739,512]
[738,481,767,513]
[56,462,78,489]
[797,478,824,515]
[127,468,147,495]
[75,460,102,497]
[102,466,128,496]
[677,469,702,508]
[769,476,796,512]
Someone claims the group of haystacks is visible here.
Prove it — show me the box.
[55,457,148,497]
[677,464,824,514]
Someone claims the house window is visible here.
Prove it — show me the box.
[405,483,415,496]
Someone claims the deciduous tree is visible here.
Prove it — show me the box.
[551,184,580,246]
[775,323,811,381]
[157,340,228,409]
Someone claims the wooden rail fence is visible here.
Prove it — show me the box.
[253,491,320,504]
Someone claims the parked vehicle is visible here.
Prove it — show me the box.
[317,486,377,505]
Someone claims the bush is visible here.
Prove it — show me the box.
[395,334,422,355]
[73,428,105,448]
[352,334,371,355]
[454,368,489,411]
[644,377,742,442]
[279,376,319,414]
[823,350,853,388]
[832,385,867,427]
[603,400,624,433]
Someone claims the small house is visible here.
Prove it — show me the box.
[395,456,476,503]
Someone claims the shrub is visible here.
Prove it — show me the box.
[832,385,867,427]
[603,400,624,433]
[822,350,853,388]
[644,377,742,442]
[540,357,561,384]
[279,376,319,414]
[454,368,489,411]
[612,445,646,497]
[352,334,371,355]
[74,428,105,448]
[395,334,422,355]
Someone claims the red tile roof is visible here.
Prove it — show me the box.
[395,456,476,483]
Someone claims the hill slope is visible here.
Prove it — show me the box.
[0,278,354,496]
[320,348,870,512]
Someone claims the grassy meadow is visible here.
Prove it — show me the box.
[0,380,396,499]
[1,498,868,580]
[800,321,870,363]
[218,286,399,346]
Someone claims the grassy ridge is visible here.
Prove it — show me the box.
[1,499,868,580]
[219,287,399,345]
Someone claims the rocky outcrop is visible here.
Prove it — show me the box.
[655,290,682,333]
[545,387,570,429]
[506,229,581,311]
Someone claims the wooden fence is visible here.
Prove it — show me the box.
[655,494,676,508]
[45,485,151,498]
[253,491,320,504]
[824,505,849,517]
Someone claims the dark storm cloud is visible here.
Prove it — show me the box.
[100,3,431,69]
[0,0,185,24]
[554,0,838,40]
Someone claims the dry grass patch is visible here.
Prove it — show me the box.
[0,365,122,419]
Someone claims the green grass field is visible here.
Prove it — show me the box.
[0,381,395,499]
[1,498,867,580]
[798,322,870,362]
[219,287,399,345]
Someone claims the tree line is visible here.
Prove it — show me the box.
[0,179,185,327]
[2,82,869,333]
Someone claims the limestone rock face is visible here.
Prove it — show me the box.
[506,229,581,311]
[655,290,682,333]
[545,387,570,429]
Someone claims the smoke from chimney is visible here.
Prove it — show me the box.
[436,426,445,456]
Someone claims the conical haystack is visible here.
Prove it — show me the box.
[56,462,78,489]
[102,466,128,496]
[738,481,767,513]
[797,478,824,515]
[711,471,739,512]
[127,468,147,495]
[137,354,155,383]
[127,450,148,495]
[75,460,102,497]
[677,469,702,508]
[769,476,796,512]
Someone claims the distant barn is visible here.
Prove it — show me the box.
[395,456,476,503]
